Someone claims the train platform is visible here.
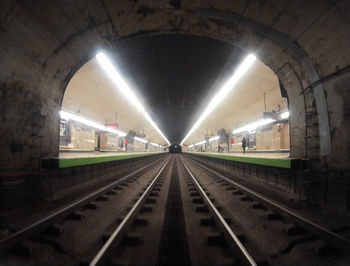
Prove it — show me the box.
[42,151,165,169]
[185,151,306,169]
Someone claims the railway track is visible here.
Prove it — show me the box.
[1,154,349,265]
[88,155,245,265]
[183,155,350,265]
[89,158,171,265]
[182,160,258,266]
[0,156,169,265]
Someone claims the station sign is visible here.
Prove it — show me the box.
[105,123,118,129]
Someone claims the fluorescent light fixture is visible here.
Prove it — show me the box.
[195,140,207,146]
[60,110,127,137]
[134,136,148,143]
[143,112,170,145]
[209,135,219,142]
[61,110,161,146]
[180,54,256,145]
[187,136,218,148]
[186,135,218,149]
[96,52,170,145]
[150,142,162,147]
[280,111,289,119]
[233,118,275,134]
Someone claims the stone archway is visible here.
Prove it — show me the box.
[2,1,349,171]
[58,6,329,160]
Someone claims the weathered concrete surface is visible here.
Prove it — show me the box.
[0,153,163,210]
[0,0,349,171]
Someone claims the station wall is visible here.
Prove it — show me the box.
[60,121,96,151]
[195,122,290,152]
[100,133,121,152]
[256,123,290,151]
[59,120,153,153]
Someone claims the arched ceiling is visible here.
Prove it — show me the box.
[185,58,286,145]
[63,34,285,145]
[114,34,244,143]
[63,57,166,144]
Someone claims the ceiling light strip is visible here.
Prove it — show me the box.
[60,110,127,137]
[180,54,256,145]
[60,110,163,146]
[233,118,275,134]
[209,135,219,142]
[134,136,148,143]
[195,140,207,146]
[187,110,289,148]
[96,52,170,145]
[150,142,163,148]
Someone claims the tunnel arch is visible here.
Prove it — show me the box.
[1,1,349,170]
[59,33,291,153]
[57,29,307,157]
[60,55,168,152]
[56,9,328,160]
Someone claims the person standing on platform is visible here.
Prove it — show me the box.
[242,136,247,154]
[124,138,128,152]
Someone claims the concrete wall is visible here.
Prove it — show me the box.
[280,123,290,150]
[256,123,290,150]
[187,154,350,214]
[133,141,147,152]
[0,1,350,172]
[0,154,163,209]
[100,132,122,151]
[149,145,163,152]
[68,121,95,150]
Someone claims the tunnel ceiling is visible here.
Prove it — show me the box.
[113,34,244,143]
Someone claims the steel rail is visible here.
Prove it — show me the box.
[0,156,166,251]
[89,158,171,266]
[186,156,350,252]
[182,160,257,266]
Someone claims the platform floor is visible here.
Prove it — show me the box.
[57,151,296,169]
[57,151,165,168]
[188,151,290,159]
[185,151,298,169]
[191,152,290,159]
[59,151,164,159]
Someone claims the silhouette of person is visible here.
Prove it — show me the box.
[242,136,247,154]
